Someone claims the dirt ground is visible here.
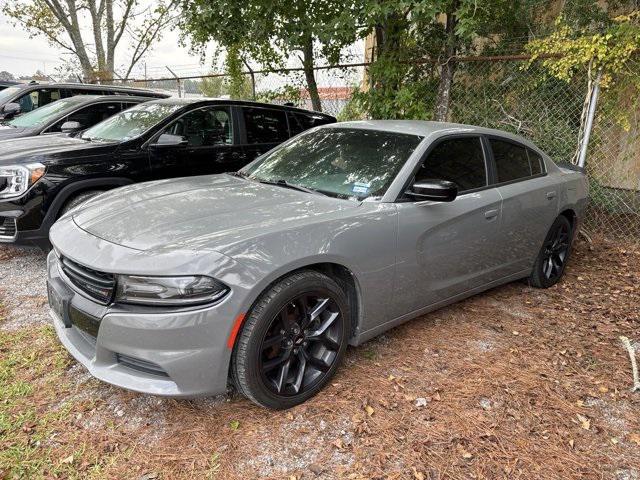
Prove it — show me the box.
[1,238,639,480]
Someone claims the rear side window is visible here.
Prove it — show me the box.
[415,137,487,192]
[288,112,332,136]
[527,149,544,175]
[490,139,537,183]
[243,107,288,143]
[16,88,61,113]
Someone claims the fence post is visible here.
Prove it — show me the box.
[166,66,182,98]
[577,70,602,168]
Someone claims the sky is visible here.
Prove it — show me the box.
[0,10,208,79]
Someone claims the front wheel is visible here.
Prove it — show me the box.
[528,215,573,288]
[231,270,350,409]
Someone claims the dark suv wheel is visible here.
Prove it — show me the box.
[231,270,350,409]
[529,215,573,288]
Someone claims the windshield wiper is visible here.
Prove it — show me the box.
[258,179,327,197]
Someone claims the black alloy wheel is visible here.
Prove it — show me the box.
[529,215,573,288]
[259,292,342,396]
[231,270,350,409]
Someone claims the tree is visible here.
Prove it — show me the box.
[0,71,15,81]
[2,0,178,82]
[180,0,360,112]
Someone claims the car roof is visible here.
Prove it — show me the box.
[64,94,153,103]
[7,82,168,97]
[145,97,337,119]
[325,120,542,151]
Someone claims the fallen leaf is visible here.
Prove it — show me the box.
[61,455,74,465]
[569,439,574,448]
[365,405,374,416]
[332,438,344,449]
[412,467,425,480]
[229,420,240,430]
[577,414,590,430]
[628,433,640,446]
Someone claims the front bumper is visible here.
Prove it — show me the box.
[47,251,236,398]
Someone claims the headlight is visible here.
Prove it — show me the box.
[115,275,229,306]
[0,163,46,199]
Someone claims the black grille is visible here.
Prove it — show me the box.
[0,218,16,238]
[60,257,115,304]
[115,353,169,377]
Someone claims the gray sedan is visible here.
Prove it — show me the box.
[47,121,588,409]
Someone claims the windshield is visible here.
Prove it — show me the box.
[242,128,423,199]
[8,97,88,128]
[0,86,22,104]
[81,102,182,142]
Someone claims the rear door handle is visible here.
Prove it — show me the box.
[484,209,499,220]
[546,191,557,199]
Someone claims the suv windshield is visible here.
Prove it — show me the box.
[8,96,89,128]
[242,128,423,199]
[81,102,182,142]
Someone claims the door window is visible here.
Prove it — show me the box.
[47,102,122,133]
[415,137,487,192]
[16,88,61,113]
[161,107,232,146]
[490,139,538,183]
[243,107,288,143]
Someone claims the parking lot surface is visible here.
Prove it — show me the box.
[1,240,639,479]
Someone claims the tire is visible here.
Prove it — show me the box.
[528,215,573,288]
[58,190,104,218]
[231,270,350,409]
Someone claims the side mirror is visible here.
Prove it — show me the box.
[151,133,188,148]
[60,121,83,133]
[406,179,458,202]
[2,102,21,119]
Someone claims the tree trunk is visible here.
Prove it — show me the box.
[301,34,322,112]
[434,1,459,122]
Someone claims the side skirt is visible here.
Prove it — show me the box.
[350,269,531,346]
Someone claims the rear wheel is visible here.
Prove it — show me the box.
[231,270,350,409]
[528,215,573,288]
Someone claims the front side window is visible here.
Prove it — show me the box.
[243,128,423,199]
[243,107,288,143]
[161,107,232,146]
[8,97,87,128]
[48,102,122,133]
[491,139,536,183]
[81,102,183,142]
[415,137,486,192]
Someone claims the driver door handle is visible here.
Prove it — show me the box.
[484,209,499,220]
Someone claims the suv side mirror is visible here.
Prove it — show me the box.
[2,102,21,119]
[406,179,458,202]
[60,121,83,133]
[151,133,188,148]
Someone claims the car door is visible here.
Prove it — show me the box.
[391,135,504,317]
[149,105,241,178]
[239,106,290,163]
[488,137,559,273]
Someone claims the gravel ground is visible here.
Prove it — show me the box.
[1,239,640,479]
[0,245,48,330]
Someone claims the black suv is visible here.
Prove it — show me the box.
[0,98,335,247]
[0,95,151,140]
[0,82,168,119]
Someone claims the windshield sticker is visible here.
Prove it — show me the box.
[352,182,370,194]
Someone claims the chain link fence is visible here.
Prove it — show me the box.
[106,57,640,241]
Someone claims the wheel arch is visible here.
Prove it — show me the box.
[235,259,364,347]
[559,208,577,232]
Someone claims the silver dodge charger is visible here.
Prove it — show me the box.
[47,121,588,409]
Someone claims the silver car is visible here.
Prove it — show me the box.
[47,121,588,409]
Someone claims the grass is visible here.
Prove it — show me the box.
[0,323,127,480]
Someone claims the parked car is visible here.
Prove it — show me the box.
[0,82,168,120]
[0,95,151,140]
[47,120,589,409]
[0,98,336,246]
[0,80,19,91]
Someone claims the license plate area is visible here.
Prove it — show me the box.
[47,280,73,328]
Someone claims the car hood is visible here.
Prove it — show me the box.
[73,174,361,253]
[0,125,29,138]
[0,134,108,164]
